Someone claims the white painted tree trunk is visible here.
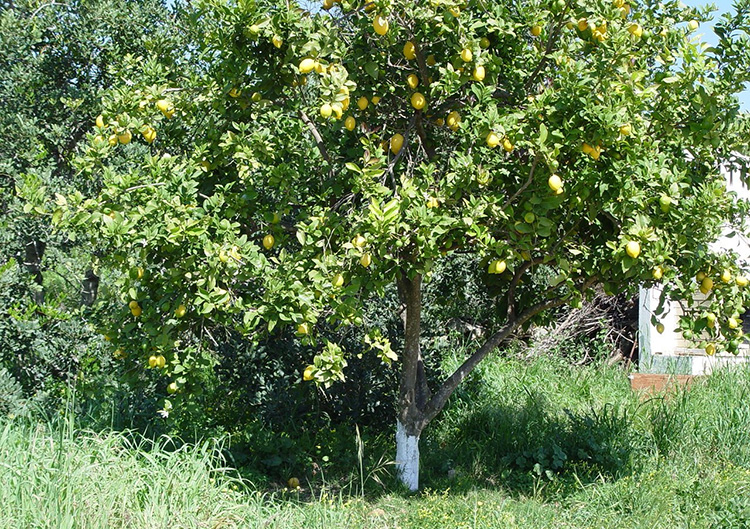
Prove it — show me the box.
[395,420,420,491]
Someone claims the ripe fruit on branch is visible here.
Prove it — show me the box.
[486,131,500,148]
[700,277,714,295]
[407,74,419,89]
[548,174,563,192]
[390,133,404,154]
[360,253,372,267]
[446,111,460,131]
[299,58,316,73]
[460,48,473,62]
[344,116,356,131]
[410,92,426,110]
[472,65,486,81]
[403,41,416,60]
[263,234,275,250]
[117,130,132,144]
[156,99,175,118]
[373,14,389,35]
[628,23,643,38]
[488,259,507,274]
[141,126,156,143]
[625,241,641,258]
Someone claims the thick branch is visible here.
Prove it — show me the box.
[423,296,566,423]
[396,273,431,433]
[502,152,541,210]
[298,110,333,166]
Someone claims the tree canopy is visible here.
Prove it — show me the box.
[54,0,750,488]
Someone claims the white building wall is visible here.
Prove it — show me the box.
[639,162,750,375]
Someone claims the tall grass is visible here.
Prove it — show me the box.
[2,355,750,528]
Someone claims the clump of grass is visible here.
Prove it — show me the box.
[3,354,750,528]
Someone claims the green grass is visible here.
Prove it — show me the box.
[3,356,750,528]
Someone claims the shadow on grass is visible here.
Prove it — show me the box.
[419,389,635,496]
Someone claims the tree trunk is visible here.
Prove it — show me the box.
[23,240,46,304]
[396,419,420,490]
[395,273,430,490]
[392,269,571,490]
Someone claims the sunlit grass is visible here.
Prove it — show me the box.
[3,357,750,528]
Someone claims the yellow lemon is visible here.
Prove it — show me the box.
[531,25,542,36]
[344,115,356,131]
[721,269,732,283]
[656,322,665,334]
[272,35,283,48]
[736,275,749,287]
[472,65,486,81]
[175,304,187,318]
[353,234,367,248]
[263,234,275,250]
[299,58,317,73]
[332,273,345,288]
[688,20,699,31]
[141,126,156,143]
[426,196,439,208]
[303,365,314,380]
[705,343,716,356]
[360,253,372,267]
[628,23,643,38]
[652,266,664,280]
[148,355,158,368]
[156,99,175,118]
[488,260,507,274]
[700,277,714,294]
[407,74,419,89]
[390,133,404,154]
[95,115,105,128]
[426,54,437,66]
[486,131,500,148]
[502,137,514,152]
[167,382,178,394]
[320,103,333,118]
[403,41,417,60]
[357,96,369,111]
[578,18,589,31]
[373,14,389,35]
[460,48,473,62]
[410,92,426,110]
[548,174,563,192]
[446,110,461,130]
[625,241,641,258]
[619,123,632,136]
[370,95,381,105]
[117,130,132,144]
[297,322,310,335]
[155,355,166,369]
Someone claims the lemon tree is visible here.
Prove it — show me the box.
[58,0,750,489]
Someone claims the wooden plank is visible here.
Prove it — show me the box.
[629,373,697,396]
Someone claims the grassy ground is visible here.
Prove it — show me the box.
[3,356,750,528]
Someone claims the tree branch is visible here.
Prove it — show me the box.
[502,151,541,210]
[424,296,567,423]
[298,110,333,167]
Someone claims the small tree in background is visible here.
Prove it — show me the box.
[59,0,750,489]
